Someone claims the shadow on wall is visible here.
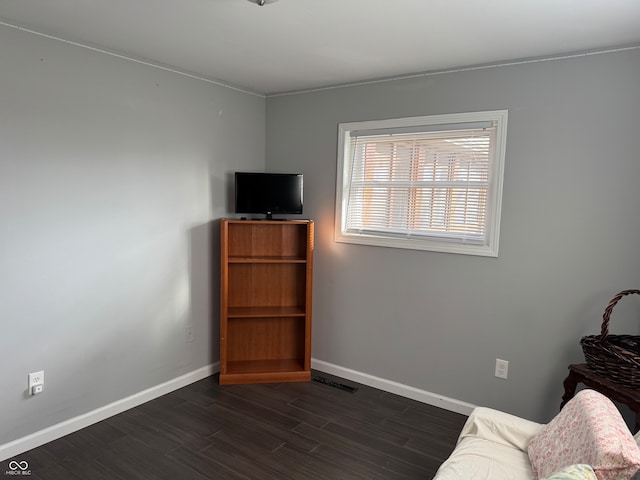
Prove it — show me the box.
[188,219,220,366]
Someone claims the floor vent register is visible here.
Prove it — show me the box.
[312,376,358,393]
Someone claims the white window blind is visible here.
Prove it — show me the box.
[335,111,507,256]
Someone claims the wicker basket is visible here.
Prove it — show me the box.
[580,289,640,388]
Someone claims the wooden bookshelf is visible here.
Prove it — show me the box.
[219,219,313,384]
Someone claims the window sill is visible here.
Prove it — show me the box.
[335,231,498,257]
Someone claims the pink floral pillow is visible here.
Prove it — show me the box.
[527,389,640,480]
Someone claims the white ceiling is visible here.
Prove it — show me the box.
[1,0,640,95]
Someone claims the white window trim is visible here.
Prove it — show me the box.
[334,110,508,257]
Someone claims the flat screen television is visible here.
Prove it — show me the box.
[235,172,303,219]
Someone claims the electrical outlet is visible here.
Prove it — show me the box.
[28,371,44,395]
[185,325,194,343]
[495,359,509,379]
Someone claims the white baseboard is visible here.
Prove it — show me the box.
[311,359,476,416]
[0,362,220,462]
[2,359,473,462]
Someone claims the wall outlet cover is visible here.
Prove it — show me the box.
[495,359,509,379]
[185,326,194,343]
[28,371,44,393]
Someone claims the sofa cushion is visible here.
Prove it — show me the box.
[434,435,537,480]
[461,406,543,452]
[434,407,543,480]
[527,389,640,480]
[542,464,597,480]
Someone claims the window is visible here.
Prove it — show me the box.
[335,110,507,256]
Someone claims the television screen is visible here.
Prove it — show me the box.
[235,172,303,219]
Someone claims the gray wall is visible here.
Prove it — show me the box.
[2,18,638,446]
[265,47,640,423]
[0,25,264,444]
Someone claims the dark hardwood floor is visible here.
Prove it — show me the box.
[3,371,467,480]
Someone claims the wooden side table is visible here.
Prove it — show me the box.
[561,363,640,431]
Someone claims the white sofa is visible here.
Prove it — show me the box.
[434,389,640,480]
[434,406,543,480]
